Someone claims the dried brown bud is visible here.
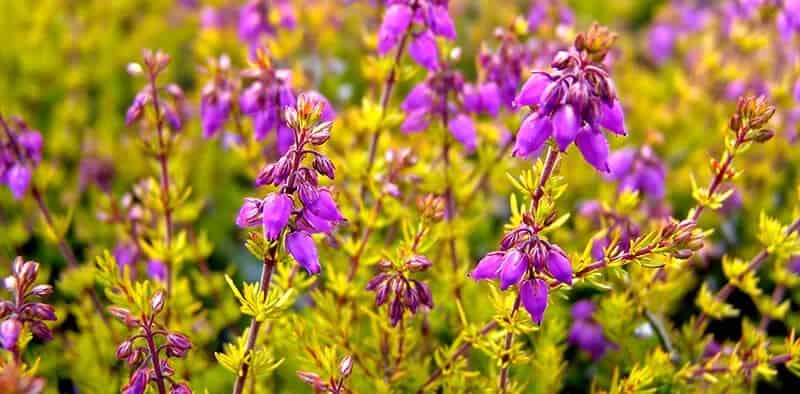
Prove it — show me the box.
[576,23,617,62]
[417,194,446,221]
[752,129,775,143]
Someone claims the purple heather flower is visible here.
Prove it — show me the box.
[574,127,611,172]
[720,187,743,216]
[448,114,477,152]
[471,224,573,323]
[17,130,42,164]
[122,369,149,394]
[569,321,613,359]
[568,300,614,360]
[377,3,413,54]
[241,93,342,276]
[147,260,167,281]
[239,0,296,52]
[236,198,263,228]
[0,319,21,350]
[546,248,572,285]
[377,0,456,69]
[367,256,434,326]
[171,383,192,394]
[499,249,528,290]
[262,193,293,241]
[606,146,667,200]
[240,77,295,143]
[464,82,501,117]
[470,251,504,280]
[571,300,595,320]
[6,164,31,199]
[703,339,722,358]
[114,242,139,270]
[513,113,552,157]
[648,24,677,65]
[286,231,320,274]
[527,0,574,31]
[126,91,149,126]
[789,255,800,275]
[520,279,548,324]
[399,72,479,150]
[303,189,344,222]
[514,40,625,171]
[409,31,440,71]
[200,88,232,139]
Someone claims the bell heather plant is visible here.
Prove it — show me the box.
[5,1,800,393]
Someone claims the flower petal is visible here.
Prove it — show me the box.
[520,278,548,324]
[575,127,610,172]
[286,231,320,274]
[552,104,579,152]
[500,250,527,290]
[513,114,552,158]
[470,252,505,280]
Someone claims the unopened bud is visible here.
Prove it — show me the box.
[29,284,54,298]
[752,129,774,143]
[340,355,353,377]
[116,340,134,359]
[151,290,166,315]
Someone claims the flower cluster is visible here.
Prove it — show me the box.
[111,290,193,394]
[470,28,527,114]
[238,0,296,53]
[366,254,434,327]
[0,117,42,199]
[606,146,667,201]
[199,55,236,139]
[401,67,478,151]
[125,51,187,132]
[513,23,625,171]
[567,300,615,360]
[471,221,573,324]
[526,0,574,32]
[647,1,708,65]
[0,257,56,358]
[377,0,456,70]
[236,93,344,274]
[230,51,335,154]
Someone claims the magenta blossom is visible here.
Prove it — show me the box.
[378,0,456,70]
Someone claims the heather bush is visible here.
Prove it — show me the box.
[2,1,800,393]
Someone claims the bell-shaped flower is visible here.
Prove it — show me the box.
[262,193,293,241]
[520,278,548,324]
[286,231,320,274]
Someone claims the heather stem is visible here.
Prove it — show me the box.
[146,69,175,302]
[695,217,800,328]
[498,295,521,392]
[417,320,498,393]
[364,1,417,187]
[232,245,278,394]
[144,321,169,394]
[1,114,110,326]
[531,146,560,211]
[758,284,785,333]
[347,192,385,281]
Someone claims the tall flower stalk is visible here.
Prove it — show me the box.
[0,114,109,325]
[125,49,186,303]
[230,93,344,392]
